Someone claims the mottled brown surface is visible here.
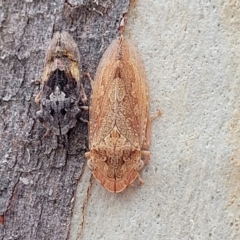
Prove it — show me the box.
[85,36,150,193]
[0,1,129,239]
[35,31,87,136]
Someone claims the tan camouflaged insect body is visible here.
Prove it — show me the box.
[85,36,151,193]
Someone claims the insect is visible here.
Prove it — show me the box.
[35,31,87,136]
[85,33,159,193]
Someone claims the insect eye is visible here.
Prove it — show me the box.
[135,160,144,171]
[100,156,107,161]
[123,156,130,162]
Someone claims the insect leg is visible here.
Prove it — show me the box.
[143,110,162,148]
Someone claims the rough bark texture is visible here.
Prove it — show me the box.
[0,1,129,239]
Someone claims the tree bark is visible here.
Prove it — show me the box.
[0,0,129,239]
